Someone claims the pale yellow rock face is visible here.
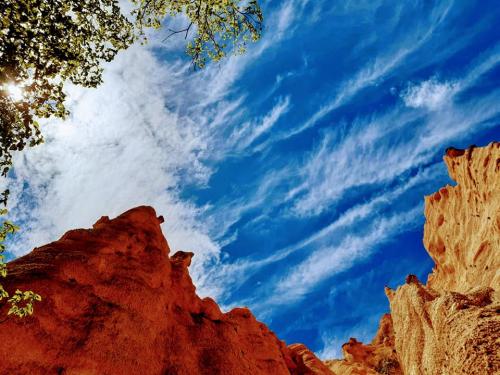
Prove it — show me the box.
[388,142,500,375]
[324,142,499,375]
[424,143,500,293]
[325,314,402,375]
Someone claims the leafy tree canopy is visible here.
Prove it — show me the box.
[0,0,263,177]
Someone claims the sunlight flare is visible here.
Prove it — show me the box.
[5,83,24,102]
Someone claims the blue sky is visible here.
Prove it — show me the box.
[4,0,500,359]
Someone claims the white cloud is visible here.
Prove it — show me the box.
[189,45,500,303]
[317,336,344,360]
[202,164,441,299]
[401,78,457,110]
[228,96,291,150]
[253,1,455,150]
[266,206,421,306]
[400,42,500,112]
[203,52,500,310]
[290,79,500,218]
[225,205,421,315]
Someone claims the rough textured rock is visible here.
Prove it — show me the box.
[424,144,500,293]
[386,279,498,375]
[289,343,334,375]
[386,142,500,375]
[325,314,401,375]
[325,142,499,375]
[0,206,327,375]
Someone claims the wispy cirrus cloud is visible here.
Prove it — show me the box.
[252,1,455,150]
[228,96,291,151]
[244,206,422,315]
[201,163,444,304]
[194,34,500,304]
[289,54,500,218]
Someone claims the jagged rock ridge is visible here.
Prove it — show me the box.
[0,207,329,375]
[326,142,499,375]
[325,314,401,375]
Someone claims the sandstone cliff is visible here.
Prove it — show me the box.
[0,206,330,375]
[424,144,500,293]
[326,142,499,375]
[387,142,499,375]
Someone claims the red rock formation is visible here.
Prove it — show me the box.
[0,206,329,375]
[325,314,401,375]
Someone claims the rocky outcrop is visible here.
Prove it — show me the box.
[386,278,498,375]
[326,142,499,375]
[0,206,330,375]
[289,343,335,375]
[386,142,500,375]
[325,314,401,375]
[424,144,500,293]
